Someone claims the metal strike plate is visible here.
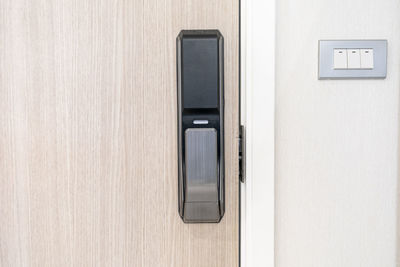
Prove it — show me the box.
[177,30,224,223]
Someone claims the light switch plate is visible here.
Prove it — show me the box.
[319,40,387,79]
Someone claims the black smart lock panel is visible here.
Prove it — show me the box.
[177,30,224,223]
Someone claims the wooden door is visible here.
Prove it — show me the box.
[0,0,239,266]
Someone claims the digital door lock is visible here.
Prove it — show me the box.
[177,30,224,223]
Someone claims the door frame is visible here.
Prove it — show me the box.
[240,0,275,266]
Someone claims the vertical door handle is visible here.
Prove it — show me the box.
[177,30,224,223]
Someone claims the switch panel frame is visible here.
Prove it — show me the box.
[319,40,387,79]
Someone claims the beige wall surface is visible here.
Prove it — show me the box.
[275,0,400,266]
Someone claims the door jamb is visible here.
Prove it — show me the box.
[240,0,275,266]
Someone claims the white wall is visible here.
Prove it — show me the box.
[275,0,400,266]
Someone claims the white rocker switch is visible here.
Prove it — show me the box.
[333,49,347,69]
[347,49,361,69]
[360,49,374,69]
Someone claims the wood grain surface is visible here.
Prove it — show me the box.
[0,0,239,266]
